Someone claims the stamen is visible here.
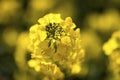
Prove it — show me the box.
[45,23,64,52]
[45,23,64,40]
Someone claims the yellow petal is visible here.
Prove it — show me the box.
[71,64,81,74]
[62,17,76,29]
[29,24,38,33]
[35,66,40,72]
[38,30,47,41]
[38,13,63,26]
[61,36,71,46]
[28,59,37,68]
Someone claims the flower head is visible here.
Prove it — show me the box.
[28,13,84,79]
[103,30,120,80]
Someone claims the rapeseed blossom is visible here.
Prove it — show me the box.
[14,32,30,80]
[28,13,84,79]
[103,30,120,80]
[103,31,120,55]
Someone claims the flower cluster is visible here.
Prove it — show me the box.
[28,13,84,79]
[103,30,120,80]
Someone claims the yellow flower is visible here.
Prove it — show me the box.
[29,24,47,42]
[61,17,76,29]
[103,30,120,80]
[71,64,81,74]
[28,59,40,72]
[103,38,119,55]
[38,13,63,26]
[28,13,84,79]
[103,31,120,55]
[61,36,71,46]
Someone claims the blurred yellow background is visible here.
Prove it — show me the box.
[0,0,120,80]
